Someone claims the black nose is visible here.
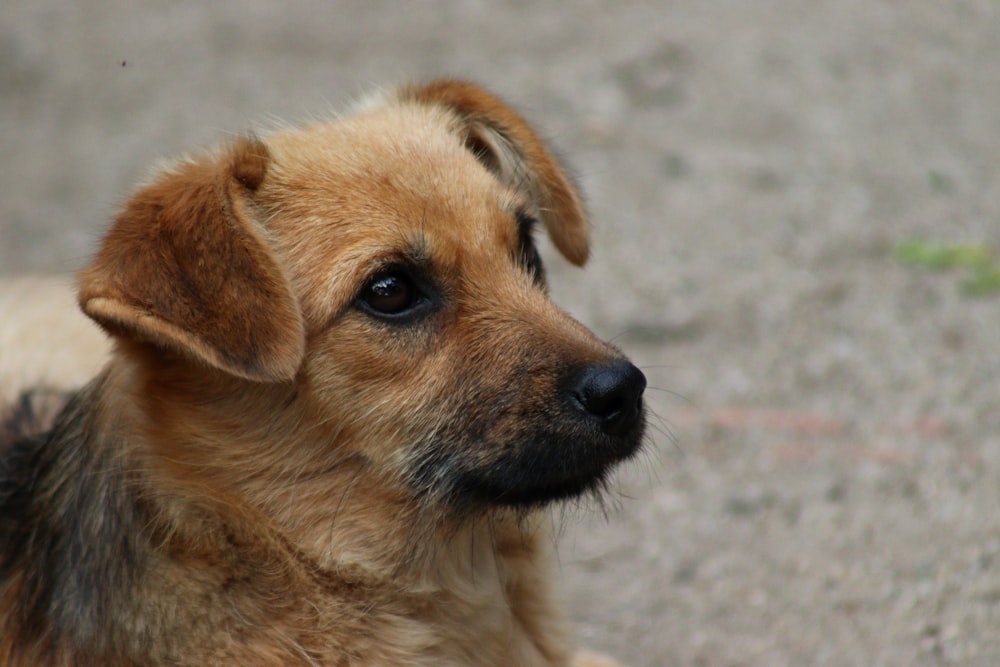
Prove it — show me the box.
[568,360,646,436]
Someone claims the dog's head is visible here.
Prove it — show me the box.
[78,81,645,525]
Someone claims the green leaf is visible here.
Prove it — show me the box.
[895,240,993,270]
[961,265,1000,297]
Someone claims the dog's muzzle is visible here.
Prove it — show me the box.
[433,357,648,509]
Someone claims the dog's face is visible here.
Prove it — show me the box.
[77,82,645,527]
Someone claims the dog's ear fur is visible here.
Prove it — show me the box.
[401,80,590,266]
[78,136,305,382]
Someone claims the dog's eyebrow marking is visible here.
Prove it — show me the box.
[361,235,430,274]
[405,234,431,267]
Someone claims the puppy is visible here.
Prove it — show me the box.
[0,80,646,666]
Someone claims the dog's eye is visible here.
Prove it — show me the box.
[359,272,422,317]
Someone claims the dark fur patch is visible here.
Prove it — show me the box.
[515,210,545,286]
[0,388,75,455]
[0,376,148,662]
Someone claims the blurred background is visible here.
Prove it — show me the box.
[3,2,999,664]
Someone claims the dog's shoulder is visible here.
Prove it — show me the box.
[0,376,148,666]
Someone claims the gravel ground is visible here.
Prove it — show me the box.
[3,2,999,665]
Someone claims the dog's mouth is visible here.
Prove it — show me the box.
[421,415,646,509]
[410,359,648,509]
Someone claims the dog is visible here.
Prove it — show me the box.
[0,80,646,666]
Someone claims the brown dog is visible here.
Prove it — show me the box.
[0,80,646,666]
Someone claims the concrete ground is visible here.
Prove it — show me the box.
[3,2,999,665]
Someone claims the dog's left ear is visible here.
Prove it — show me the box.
[78,136,305,382]
[401,80,590,266]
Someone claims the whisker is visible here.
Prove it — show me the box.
[644,385,697,407]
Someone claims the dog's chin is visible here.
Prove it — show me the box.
[444,423,646,510]
[453,468,607,508]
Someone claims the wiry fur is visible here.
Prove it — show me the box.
[0,80,644,666]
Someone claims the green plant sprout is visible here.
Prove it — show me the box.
[895,239,1000,297]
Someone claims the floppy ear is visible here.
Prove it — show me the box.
[78,136,305,382]
[401,80,590,266]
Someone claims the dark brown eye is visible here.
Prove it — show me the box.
[360,272,420,316]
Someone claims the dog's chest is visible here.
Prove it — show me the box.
[188,544,565,666]
[405,538,566,666]
[374,592,560,667]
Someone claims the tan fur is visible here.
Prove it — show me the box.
[0,81,636,666]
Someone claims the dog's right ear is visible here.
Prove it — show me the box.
[400,80,590,266]
[78,137,305,383]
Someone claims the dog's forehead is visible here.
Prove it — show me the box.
[269,106,521,239]
[263,106,527,320]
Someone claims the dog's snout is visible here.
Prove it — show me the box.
[568,360,646,436]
